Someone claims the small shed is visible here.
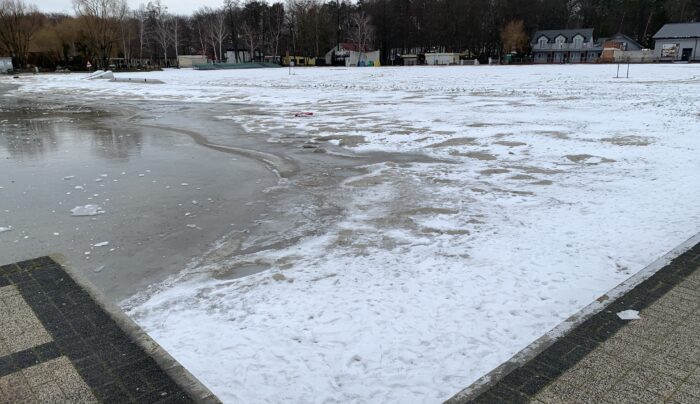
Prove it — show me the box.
[425,53,460,65]
[653,22,700,62]
[178,55,208,68]
[0,57,13,74]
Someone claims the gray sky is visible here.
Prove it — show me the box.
[33,0,226,15]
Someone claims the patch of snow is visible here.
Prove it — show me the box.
[70,205,104,217]
[617,310,641,320]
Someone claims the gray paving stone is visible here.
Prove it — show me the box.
[600,381,664,403]
[0,371,34,402]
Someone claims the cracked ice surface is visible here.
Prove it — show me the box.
[8,65,700,403]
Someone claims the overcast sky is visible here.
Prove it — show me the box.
[33,0,227,15]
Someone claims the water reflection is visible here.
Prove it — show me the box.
[0,119,60,159]
[0,102,143,161]
[89,128,143,161]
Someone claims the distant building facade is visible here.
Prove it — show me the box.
[0,57,12,73]
[531,29,602,63]
[653,22,700,62]
[424,53,461,65]
[324,43,381,67]
[177,55,207,68]
[599,33,652,63]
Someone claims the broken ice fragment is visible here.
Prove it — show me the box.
[63,176,75,180]
[93,241,109,247]
[70,205,105,217]
[0,226,12,233]
[617,310,640,320]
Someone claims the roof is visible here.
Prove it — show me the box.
[531,28,594,44]
[653,22,700,39]
[599,33,644,51]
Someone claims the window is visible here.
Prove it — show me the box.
[538,36,548,47]
[573,35,583,48]
[555,35,566,48]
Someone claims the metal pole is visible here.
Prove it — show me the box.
[616,63,620,78]
[626,62,630,78]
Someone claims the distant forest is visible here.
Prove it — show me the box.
[1,0,699,69]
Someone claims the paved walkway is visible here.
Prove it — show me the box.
[0,257,202,403]
[457,241,700,404]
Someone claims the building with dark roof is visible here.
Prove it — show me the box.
[531,28,602,63]
[653,22,700,62]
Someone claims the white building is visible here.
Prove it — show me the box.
[653,22,700,62]
[425,53,460,65]
[0,57,13,73]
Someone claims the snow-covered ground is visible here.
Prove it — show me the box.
[7,65,700,403]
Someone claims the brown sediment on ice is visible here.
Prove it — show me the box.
[450,151,498,161]
[494,140,527,147]
[565,154,616,164]
[507,165,564,175]
[480,168,511,175]
[509,174,536,181]
[601,135,652,146]
[420,227,470,235]
[428,137,478,148]
[345,173,391,187]
[316,134,367,147]
[531,180,554,186]
[400,207,460,216]
[536,130,570,139]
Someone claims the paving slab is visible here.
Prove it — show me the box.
[447,239,700,404]
[0,256,220,404]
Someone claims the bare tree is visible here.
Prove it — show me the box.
[134,5,148,65]
[266,2,284,61]
[211,8,228,62]
[0,0,43,68]
[191,9,210,58]
[147,0,170,66]
[73,0,128,69]
[500,20,529,54]
[171,15,181,65]
[240,21,261,62]
[347,11,374,65]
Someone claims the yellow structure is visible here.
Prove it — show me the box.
[282,56,316,66]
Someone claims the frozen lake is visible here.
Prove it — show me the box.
[3,65,700,403]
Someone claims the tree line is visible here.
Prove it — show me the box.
[1,0,699,70]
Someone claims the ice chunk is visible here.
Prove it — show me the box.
[74,185,84,190]
[0,226,12,233]
[63,176,75,180]
[617,310,640,320]
[70,205,104,216]
[93,241,109,247]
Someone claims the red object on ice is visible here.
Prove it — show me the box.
[294,112,314,117]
